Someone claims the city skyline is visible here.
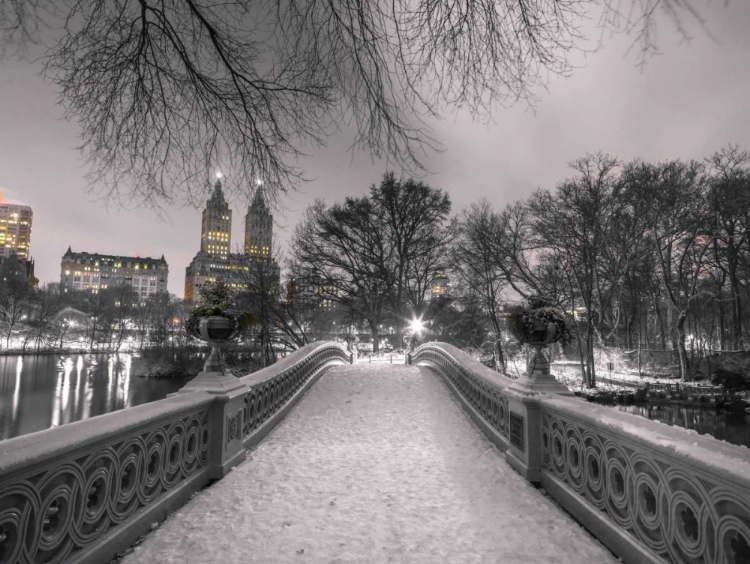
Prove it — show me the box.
[1,2,750,296]
[184,178,276,302]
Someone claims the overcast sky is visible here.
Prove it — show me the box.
[1,2,749,297]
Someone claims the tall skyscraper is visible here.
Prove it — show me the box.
[185,179,278,304]
[244,186,273,257]
[200,178,232,258]
[0,202,33,260]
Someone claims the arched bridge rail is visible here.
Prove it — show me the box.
[410,342,750,564]
[0,341,350,564]
[2,340,748,564]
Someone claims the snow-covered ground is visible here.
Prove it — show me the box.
[122,364,618,564]
[356,353,406,364]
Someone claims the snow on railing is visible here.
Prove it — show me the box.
[0,392,214,564]
[539,395,750,564]
[410,342,750,564]
[238,341,351,446]
[409,342,516,451]
[0,341,351,564]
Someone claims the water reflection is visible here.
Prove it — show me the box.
[0,353,190,441]
[616,403,750,448]
[11,356,22,427]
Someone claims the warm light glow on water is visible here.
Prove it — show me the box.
[122,355,131,408]
[11,356,22,426]
[61,357,73,425]
[106,355,116,412]
[0,353,191,440]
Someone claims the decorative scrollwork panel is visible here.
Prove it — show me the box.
[241,343,349,440]
[0,409,210,564]
[541,408,750,564]
[412,345,510,441]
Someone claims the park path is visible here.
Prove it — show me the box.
[122,364,618,564]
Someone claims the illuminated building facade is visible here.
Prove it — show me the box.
[184,252,250,303]
[244,186,273,256]
[429,272,450,300]
[60,248,168,300]
[0,203,33,260]
[185,180,277,303]
[286,276,339,309]
[201,178,232,258]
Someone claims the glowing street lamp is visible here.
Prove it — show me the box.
[408,317,424,336]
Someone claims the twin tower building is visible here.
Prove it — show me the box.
[184,177,275,303]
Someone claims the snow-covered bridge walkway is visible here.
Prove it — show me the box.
[122,364,618,564]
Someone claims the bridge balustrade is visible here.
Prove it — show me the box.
[410,342,750,564]
[0,341,350,564]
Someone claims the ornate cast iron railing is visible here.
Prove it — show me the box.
[238,342,351,446]
[409,343,515,450]
[0,341,350,564]
[410,342,750,564]
[0,393,214,564]
[539,397,750,564]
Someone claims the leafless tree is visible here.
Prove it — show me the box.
[293,173,452,351]
[705,145,750,349]
[27,282,65,351]
[0,279,30,347]
[292,198,391,352]
[452,201,510,371]
[529,153,653,387]
[0,0,715,207]
[644,160,713,381]
[229,248,285,365]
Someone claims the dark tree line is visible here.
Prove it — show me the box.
[454,146,750,385]
[0,281,186,352]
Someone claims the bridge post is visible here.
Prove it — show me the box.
[504,346,572,483]
[177,378,249,480]
[176,327,250,480]
[504,392,543,483]
[206,385,250,479]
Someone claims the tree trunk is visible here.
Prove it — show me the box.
[370,322,380,354]
[718,289,726,350]
[581,309,597,388]
[728,238,742,348]
[576,326,590,388]
[676,312,690,381]
[494,338,506,373]
[637,301,643,377]
[586,329,596,388]
[655,296,667,350]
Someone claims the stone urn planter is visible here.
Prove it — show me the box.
[506,299,573,395]
[192,315,241,373]
[180,281,247,393]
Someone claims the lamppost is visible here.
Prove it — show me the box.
[406,316,424,353]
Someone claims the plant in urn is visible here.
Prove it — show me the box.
[182,281,255,392]
[506,296,573,395]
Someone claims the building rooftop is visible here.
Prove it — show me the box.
[62,247,168,264]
